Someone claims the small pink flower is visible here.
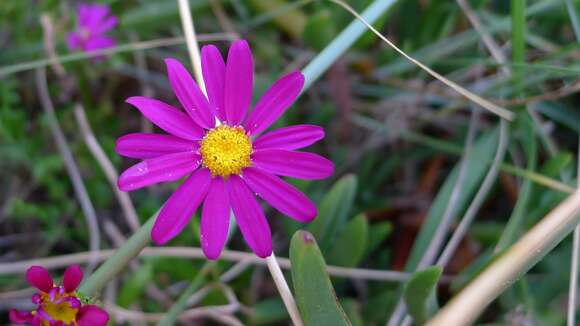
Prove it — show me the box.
[9,265,109,326]
[66,3,117,52]
[117,40,334,259]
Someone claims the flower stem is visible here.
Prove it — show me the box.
[177,0,205,93]
[78,214,156,297]
[266,253,304,326]
[156,261,217,326]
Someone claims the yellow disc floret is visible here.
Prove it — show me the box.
[40,292,79,325]
[200,125,253,177]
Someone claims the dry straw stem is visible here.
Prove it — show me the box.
[266,253,304,326]
[329,0,515,121]
[177,0,206,92]
[35,67,101,272]
[427,189,580,325]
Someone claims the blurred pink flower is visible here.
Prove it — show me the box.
[66,3,117,52]
[9,265,109,326]
[116,40,334,259]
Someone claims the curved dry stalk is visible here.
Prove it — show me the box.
[455,0,510,76]
[73,104,140,231]
[427,189,580,325]
[35,67,100,272]
[328,0,515,121]
[437,119,510,268]
[393,109,481,326]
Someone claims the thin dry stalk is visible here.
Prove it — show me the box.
[73,104,140,231]
[0,247,425,282]
[455,0,510,76]
[437,120,510,267]
[329,0,515,121]
[35,68,100,272]
[394,109,481,326]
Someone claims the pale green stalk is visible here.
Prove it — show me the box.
[79,215,155,296]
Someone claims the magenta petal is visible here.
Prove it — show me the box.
[253,125,324,150]
[9,310,34,324]
[252,149,334,180]
[224,40,253,125]
[84,35,116,51]
[152,169,211,244]
[26,266,53,292]
[242,167,317,222]
[244,71,304,135]
[77,305,110,326]
[118,152,201,192]
[126,96,204,140]
[92,16,118,34]
[66,33,81,50]
[201,45,226,121]
[116,133,199,159]
[83,4,110,28]
[78,4,93,24]
[165,58,215,129]
[62,265,83,292]
[227,175,272,258]
[201,178,230,259]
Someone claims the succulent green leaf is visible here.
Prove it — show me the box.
[327,214,368,267]
[304,10,337,51]
[290,230,352,326]
[403,267,442,325]
[307,174,357,252]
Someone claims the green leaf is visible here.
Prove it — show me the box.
[403,267,442,325]
[117,263,153,308]
[250,298,287,325]
[290,230,352,326]
[327,214,368,267]
[307,174,358,252]
[366,221,393,256]
[340,298,364,326]
[303,10,337,51]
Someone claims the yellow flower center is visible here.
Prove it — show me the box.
[40,292,79,325]
[200,125,252,177]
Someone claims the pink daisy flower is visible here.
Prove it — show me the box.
[66,3,117,52]
[9,265,109,326]
[116,40,334,259]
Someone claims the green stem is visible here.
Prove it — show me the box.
[511,0,526,98]
[78,214,156,297]
[156,261,217,326]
